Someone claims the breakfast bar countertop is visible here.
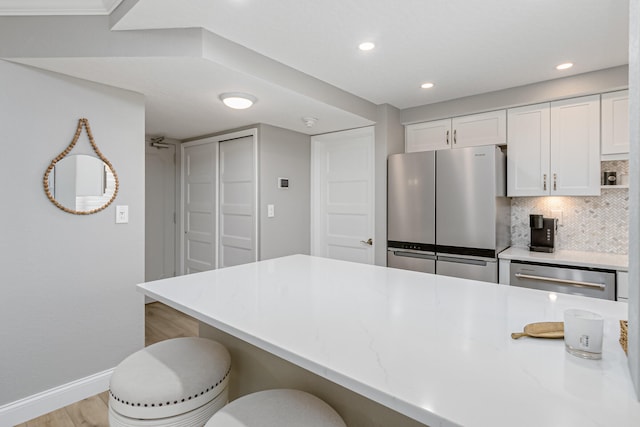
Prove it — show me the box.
[138,255,639,427]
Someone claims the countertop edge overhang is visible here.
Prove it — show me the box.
[499,246,629,271]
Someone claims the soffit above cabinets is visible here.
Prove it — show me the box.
[0,0,630,140]
[0,0,123,15]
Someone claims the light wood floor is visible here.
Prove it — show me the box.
[15,302,198,427]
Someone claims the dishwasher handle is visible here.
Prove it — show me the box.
[514,273,606,291]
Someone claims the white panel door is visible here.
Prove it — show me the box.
[312,127,375,265]
[507,103,551,196]
[218,135,257,268]
[182,140,217,275]
[550,95,601,196]
[146,142,176,281]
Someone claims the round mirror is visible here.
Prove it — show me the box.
[44,154,118,214]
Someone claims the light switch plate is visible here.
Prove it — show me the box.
[116,205,129,224]
[267,204,275,218]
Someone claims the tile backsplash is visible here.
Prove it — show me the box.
[510,161,629,254]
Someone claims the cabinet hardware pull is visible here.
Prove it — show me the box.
[446,130,449,145]
[514,273,606,290]
[553,173,557,191]
[453,129,457,144]
[543,174,547,191]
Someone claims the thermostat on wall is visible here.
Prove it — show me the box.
[278,177,289,189]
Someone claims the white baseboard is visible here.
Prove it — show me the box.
[0,368,113,427]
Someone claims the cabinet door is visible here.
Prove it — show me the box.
[617,271,629,301]
[451,110,506,148]
[550,95,601,196]
[405,119,451,152]
[601,90,629,156]
[507,103,550,196]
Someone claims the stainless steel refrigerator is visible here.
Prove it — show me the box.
[387,145,510,283]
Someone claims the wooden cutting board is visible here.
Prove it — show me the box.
[511,322,564,339]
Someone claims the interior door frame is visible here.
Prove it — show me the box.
[145,137,179,300]
[310,126,375,263]
[180,128,259,274]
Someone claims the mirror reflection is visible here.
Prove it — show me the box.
[46,154,117,213]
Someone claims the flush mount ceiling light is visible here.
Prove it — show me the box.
[420,82,435,89]
[219,92,257,109]
[302,116,318,128]
[556,62,574,70]
[358,42,375,51]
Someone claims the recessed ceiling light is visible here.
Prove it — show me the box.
[219,92,257,109]
[358,42,375,51]
[556,62,573,70]
[421,82,435,89]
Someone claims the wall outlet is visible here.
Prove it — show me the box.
[116,205,129,224]
[550,209,563,226]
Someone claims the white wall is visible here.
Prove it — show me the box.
[628,0,640,399]
[258,124,311,260]
[0,61,145,417]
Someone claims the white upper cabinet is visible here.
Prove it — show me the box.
[405,119,451,152]
[601,90,629,157]
[405,110,506,153]
[550,95,601,196]
[507,103,551,196]
[507,95,601,197]
[451,110,506,148]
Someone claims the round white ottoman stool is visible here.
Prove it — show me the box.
[108,337,231,427]
[204,389,346,427]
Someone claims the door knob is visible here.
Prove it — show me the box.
[360,238,373,246]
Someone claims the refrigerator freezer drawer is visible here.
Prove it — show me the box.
[388,249,436,274]
[436,256,498,283]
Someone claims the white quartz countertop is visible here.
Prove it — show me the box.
[138,255,639,427]
[499,247,629,271]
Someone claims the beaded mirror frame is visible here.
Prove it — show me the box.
[43,118,119,215]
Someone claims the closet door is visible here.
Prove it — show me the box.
[218,135,258,268]
[182,140,217,274]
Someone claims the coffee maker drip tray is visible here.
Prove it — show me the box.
[529,245,555,253]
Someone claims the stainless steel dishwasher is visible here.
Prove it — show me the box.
[510,261,615,300]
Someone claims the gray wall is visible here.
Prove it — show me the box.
[401,65,629,124]
[0,61,145,405]
[258,124,311,260]
[374,104,404,266]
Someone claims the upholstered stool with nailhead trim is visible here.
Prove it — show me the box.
[204,389,346,427]
[108,337,231,427]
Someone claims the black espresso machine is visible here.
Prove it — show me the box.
[529,214,558,253]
